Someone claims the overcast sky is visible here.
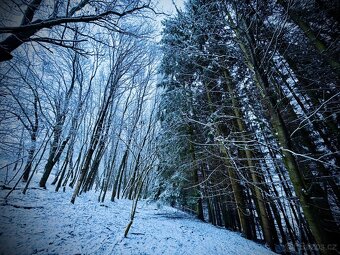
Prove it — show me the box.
[157,0,185,14]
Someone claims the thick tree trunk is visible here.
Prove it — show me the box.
[70,147,95,204]
[111,149,128,201]
[225,163,253,239]
[188,125,204,221]
[225,71,277,249]
[22,133,36,181]
[0,0,43,61]
[39,137,69,188]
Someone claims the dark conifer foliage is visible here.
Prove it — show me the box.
[157,0,340,253]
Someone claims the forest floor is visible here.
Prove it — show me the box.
[0,175,274,255]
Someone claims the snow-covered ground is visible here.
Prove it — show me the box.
[0,178,274,255]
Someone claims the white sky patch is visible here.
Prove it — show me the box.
[157,0,185,14]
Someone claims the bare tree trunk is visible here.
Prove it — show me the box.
[22,133,37,181]
[188,125,204,221]
[224,71,277,249]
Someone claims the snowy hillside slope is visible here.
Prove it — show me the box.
[0,181,275,255]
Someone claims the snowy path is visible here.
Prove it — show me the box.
[0,187,274,255]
